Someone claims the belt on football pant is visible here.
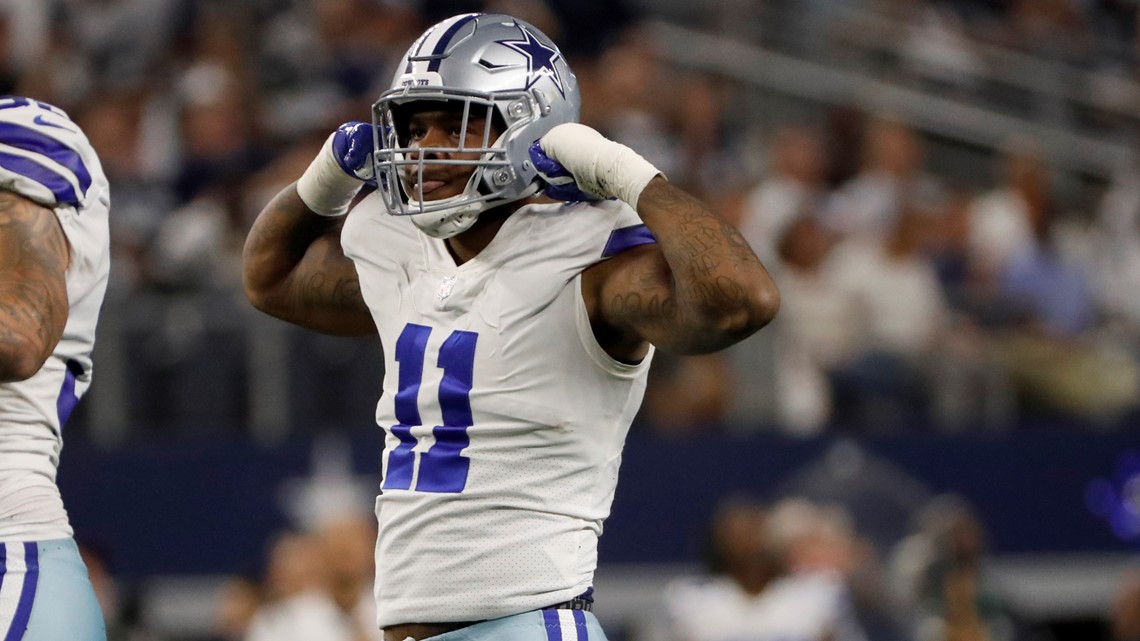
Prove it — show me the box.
[543,587,594,612]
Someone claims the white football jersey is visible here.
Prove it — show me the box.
[342,194,656,626]
[662,572,868,641]
[0,97,110,542]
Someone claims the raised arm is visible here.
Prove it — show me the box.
[0,191,70,381]
[242,184,374,336]
[532,124,779,356]
[606,176,778,354]
[243,122,380,336]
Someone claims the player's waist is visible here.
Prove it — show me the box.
[381,589,595,641]
[0,477,71,542]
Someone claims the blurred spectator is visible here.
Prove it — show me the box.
[726,124,830,431]
[825,207,951,430]
[1090,154,1140,332]
[889,495,1024,641]
[765,498,861,579]
[243,531,345,641]
[644,496,869,641]
[242,513,381,641]
[314,514,382,641]
[208,576,262,641]
[667,72,754,203]
[256,0,417,138]
[643,496,859,641]
[765,497,904,641]
[969,139,1140,423]
[640,352,732,434]
[764,212,852,433]
[826,115,946,242]
[1005,0,1093,64]
[901,4,985,94]
[583,25,678,179]
[739,124,829,265]
[77,89,178,293]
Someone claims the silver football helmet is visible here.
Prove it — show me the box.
[371,13,581,238]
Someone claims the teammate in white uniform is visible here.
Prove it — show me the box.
[0,96,111,641]
[243,13,779,641]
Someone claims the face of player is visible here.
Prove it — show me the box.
[401,104,499,202]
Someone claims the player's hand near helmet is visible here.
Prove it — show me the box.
[296,121,378,217]
[529,123,662,209]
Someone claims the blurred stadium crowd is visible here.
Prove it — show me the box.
[0,0,1136,438]
[78,490,1140,641]
[3,0,1139,640]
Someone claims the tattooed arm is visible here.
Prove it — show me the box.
[0,191,70,382]
[584,177,779,359]
[242,184,376,336]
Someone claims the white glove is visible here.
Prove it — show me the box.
[296,121,376,217]
[533,123,663,209]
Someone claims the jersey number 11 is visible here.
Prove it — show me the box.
[383,323,477,493]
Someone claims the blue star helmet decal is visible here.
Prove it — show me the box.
[496,23,567,98]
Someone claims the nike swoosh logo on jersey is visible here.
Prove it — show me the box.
[33,114,74,131]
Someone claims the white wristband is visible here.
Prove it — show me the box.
[296,133,364,217]
[539,123,663,209]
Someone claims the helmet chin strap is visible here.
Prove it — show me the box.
[405,175,544,239]
[407,196,487,239]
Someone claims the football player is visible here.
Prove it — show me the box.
[243,13,779,641]
[0,96,111,641]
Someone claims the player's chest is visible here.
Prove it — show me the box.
[381,258,564,330]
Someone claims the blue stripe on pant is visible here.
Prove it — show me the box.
[3,542,39,641]
[542,610,562,641]
[0,539,105,641]
[571,610,588,640]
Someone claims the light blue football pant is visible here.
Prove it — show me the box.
[423,609,608,641]
[0,538,106,641]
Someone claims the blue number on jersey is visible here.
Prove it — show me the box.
[383,323,478,493]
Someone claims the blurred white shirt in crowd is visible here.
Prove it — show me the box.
[244,589,380,641]
[660,571,867,641]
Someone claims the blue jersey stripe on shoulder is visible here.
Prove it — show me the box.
[56,359,83,432]
[0,121,91,196]
[0,151,79,204]
[602,224,657,258]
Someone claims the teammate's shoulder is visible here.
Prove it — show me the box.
[0,96,102,208]
[0,96,90,147]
